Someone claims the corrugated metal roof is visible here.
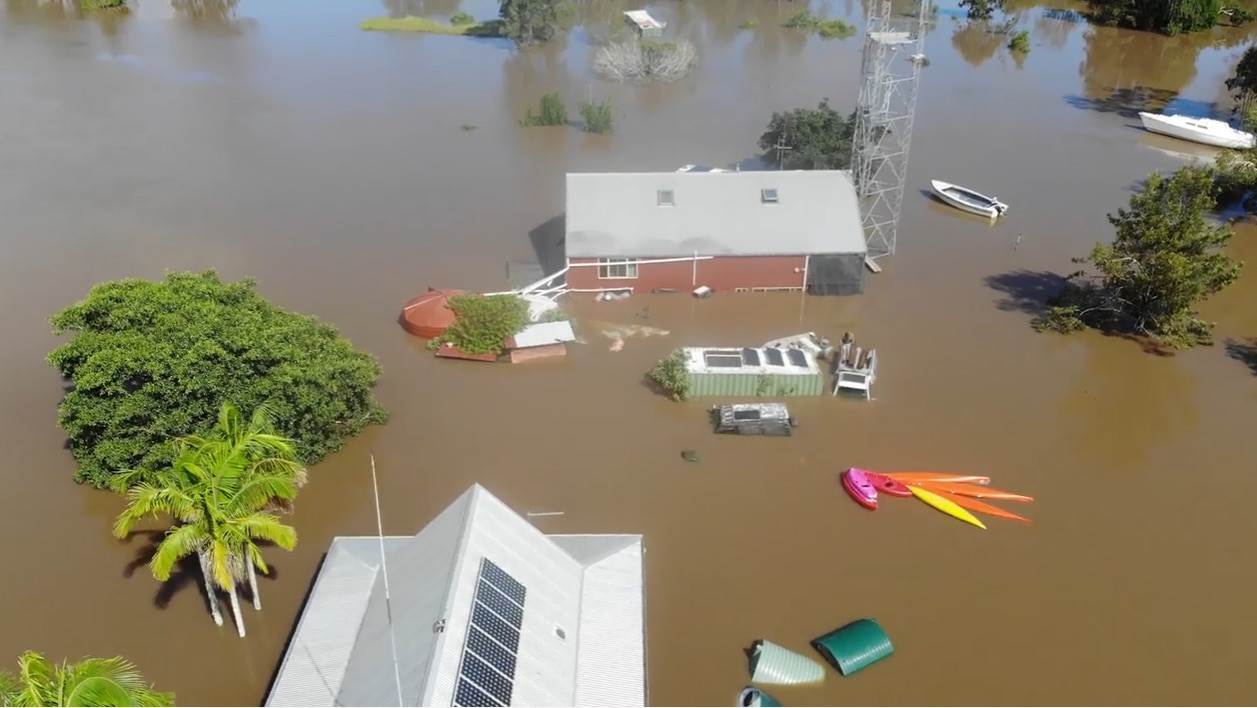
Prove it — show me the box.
[265,485,646,707]
[510,321,577,349]
[550,536,647,707]
[565,170,867,258]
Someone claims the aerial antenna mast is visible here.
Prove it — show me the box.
[371,454,405,707]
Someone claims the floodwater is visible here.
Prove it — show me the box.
[2,0,1257,704]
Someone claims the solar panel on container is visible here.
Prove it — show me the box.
[764,348,785,366]
[787,349,808,368]
[451,559,528,707]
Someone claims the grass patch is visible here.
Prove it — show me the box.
[1007,29,1030,54]
[783,11,854,39]
[450,11,475,25]
[580,98,613,134]
[522,92,568,127]
[82,0,127,9]
[360,15,503,37]
[738,17,759,29]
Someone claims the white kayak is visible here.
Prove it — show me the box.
[930,180,1008,219]
[1138,111,1255,150]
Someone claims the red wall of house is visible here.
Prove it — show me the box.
[566,256,807,293]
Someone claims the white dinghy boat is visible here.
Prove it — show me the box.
[930,180,1008,219]
[1138,112,1255,149]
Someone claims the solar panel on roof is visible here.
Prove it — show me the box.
[451,559,527,708]
[787,349,808,367]
[764,348,785,366]
[741,348,761,366]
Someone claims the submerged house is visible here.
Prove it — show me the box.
[563,170,867,296]
[265,484,646,707]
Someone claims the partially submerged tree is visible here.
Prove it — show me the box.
[0,651,173,707]
[113,402,301,637]
[1085,0,1251,33]
[427,294,532,355]
[47,270,387,489]
[757,99,857,170]
[959,0,1005,20]
[1036,166,1243,348]
[498,0,573,45]
[592,39,698,84]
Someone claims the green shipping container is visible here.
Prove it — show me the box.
[687,371,824,397]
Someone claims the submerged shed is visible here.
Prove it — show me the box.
[683,346,824,397]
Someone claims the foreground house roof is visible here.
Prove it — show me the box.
[565,170,866,258]
[265,484,646,707]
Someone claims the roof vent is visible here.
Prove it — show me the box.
[657,189,675,206]
[432,618,446,634]
[761,188,779,204]
[555,626,567,641]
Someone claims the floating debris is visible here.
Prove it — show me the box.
[609,338,625,352]
[681,450,700,463]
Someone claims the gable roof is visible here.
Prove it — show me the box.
[266,485,646,707]
[565,170,867,258]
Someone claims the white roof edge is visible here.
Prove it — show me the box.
[264,543,377,705]
[417,484,483,706]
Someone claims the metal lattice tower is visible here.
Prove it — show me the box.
[853,0,929,260]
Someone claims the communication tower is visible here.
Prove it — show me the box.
[852,0,930,260]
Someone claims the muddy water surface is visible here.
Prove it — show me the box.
[2,0,1257,705]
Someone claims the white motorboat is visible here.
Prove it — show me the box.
[1137,112,1255,149]
[929,180,1008,219]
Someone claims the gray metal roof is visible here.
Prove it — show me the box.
[265,485,646,707]
[565,170,867,258]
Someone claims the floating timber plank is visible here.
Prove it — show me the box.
[864,257,883,274]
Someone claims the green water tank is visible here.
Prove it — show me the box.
[810,618,894,677]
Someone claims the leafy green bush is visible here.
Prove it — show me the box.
[580,98,614,134]
[738,17,760,29]
[1007,30,1030,53]
[648,350,691,401]
[817,19,855,39]
[82,0,127,9]
[46,270,388,489]
[784,10,819,28]
[428,294,531,355]
[522,92,568,127]
[450,11,476,25]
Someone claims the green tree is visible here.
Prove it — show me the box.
[46,270,387,489]
[758,99,857,170]
[959,0,1005,20]
[113,402,302,637]
[1037,166,1243,348]
[1085,0,1249,33]
[498,0,570,45]
[1226,45,1257,105]
[0,652,173,707]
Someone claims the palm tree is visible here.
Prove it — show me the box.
[0,651,173,707]
[112,402,304,637]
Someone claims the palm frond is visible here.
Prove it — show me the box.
[61,656,174,707]
[0,669,23,706]
[14,652,55,706]
[237,514,297,550]
[148,524,206,582]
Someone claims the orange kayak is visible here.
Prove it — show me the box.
[933,491,1032,524]
[885,472,991,486]
[914,480,1034,502]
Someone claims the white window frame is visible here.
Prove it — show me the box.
[657,189,675,207]
[761,188,779,204]
[598,258,639,279]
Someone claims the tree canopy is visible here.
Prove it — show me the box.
[1086,0,1251,34]
[498,0,573,45]
[758,99,857,170]
[1225,45,1257,103]
[1037,166,1243,348]
[959,0,1005,20]
[47,270,387,489]
[0,652,173,707]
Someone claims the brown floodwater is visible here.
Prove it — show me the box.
[3,0,1257,705]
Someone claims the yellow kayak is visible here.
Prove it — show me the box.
[908,485,987,530]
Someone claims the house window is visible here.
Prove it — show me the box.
[598,258,639,279]
[761,188,779,204]
[657,189,675,207]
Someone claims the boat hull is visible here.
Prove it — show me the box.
[936,491,1031,524]
[908,486,986,529]
[930,180,1005,219]
[885,472,991,486]
[841,469,878,510]
[1138,112,1256,149]
[860,470,914,497]
[914,480,1034,502]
